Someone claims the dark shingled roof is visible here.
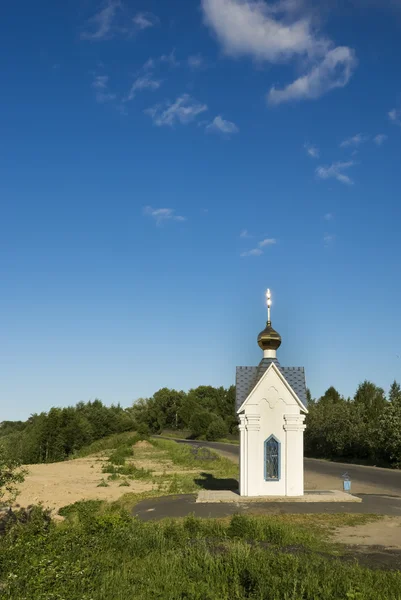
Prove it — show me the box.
[236,359,307,412]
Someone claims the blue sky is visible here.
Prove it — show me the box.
[1,0,401,420]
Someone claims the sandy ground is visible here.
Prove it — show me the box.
[14,456,154,513]
[333,516,401,549]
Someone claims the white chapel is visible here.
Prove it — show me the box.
[236,290,308,497]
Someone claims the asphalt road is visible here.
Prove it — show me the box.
[134,492,401,520]
[164,438,401,497]
[138,437,401,518]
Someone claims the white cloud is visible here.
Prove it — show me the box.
[268,46,357,104]
[206,115,239,135]
[143,58,155,71]
[259,238,276,247]
[92,74,116,103]
[304,142,319,158]
[145,94,208,127]
[188,54,204,69]
[324,233,335,246]
[389,108,401,125]
[374,134,388,146]
[316,161,355,185]
[81,0,121,41]
[82,3,157,40]
[241,236,276,256]
[324,212,333,221]
[241,248,263,257]
[143,206,186,225]
[240,229,251,238]
[92,75,109,89]
[202,0,327,62]
[160,50,180,68]
[126,74,161,101]
[202,0,356,104]
[133,12,159,30]
[340,133,369,148]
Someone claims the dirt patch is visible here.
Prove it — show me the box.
[134,441,153,449]
[333,516,401,549]
[14,457,154,514]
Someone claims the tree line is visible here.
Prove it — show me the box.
[2,379,401,468]
[0,401,135,464]
[305,380,401,467]
[0,386,237,465]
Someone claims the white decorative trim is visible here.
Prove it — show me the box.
[283,414,306,432]
[246,415,260,431]
[262,386,285,409]
[238,414,246,432]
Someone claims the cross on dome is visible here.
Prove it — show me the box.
[257,288,282,356]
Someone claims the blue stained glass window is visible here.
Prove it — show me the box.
[265,436,280,480]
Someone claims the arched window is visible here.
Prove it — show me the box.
[264,435,280,481]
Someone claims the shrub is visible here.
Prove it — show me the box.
[189,410,215,438]
[0,445,26,505]
[205,417,228,441]
[137,422,150,437]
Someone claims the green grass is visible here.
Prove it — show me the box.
[159,430,240,444]
[73,432,143,458]
[97,478,109,487]
[151,438,238,476]
[86,435,239,499]
[0,505,398,600]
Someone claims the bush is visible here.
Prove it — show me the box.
[189,410,215,438]
[205,417,228,441]
[137,422,150,437]
[109,446,134,465]
[0,445,26,505]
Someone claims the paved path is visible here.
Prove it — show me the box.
[134,437,401,520]
[134,492,401,521]
[166,438,401,497]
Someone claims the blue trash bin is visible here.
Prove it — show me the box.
[342,472,351,493]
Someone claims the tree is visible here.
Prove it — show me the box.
[318,387,343,405]
[389,380,401,405]
[189,411,215,438]
[206,417,228,441]
[354,381,386,422]
[379,402,401,467]
[0,445,26,505]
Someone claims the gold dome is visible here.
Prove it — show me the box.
[257,321,282,351]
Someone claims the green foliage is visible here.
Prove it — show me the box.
[205,417,228,441]
[97,478,109,487]
[1,400,135,465]
[101,441,152,481]
[151,438,237,479]
[1,384,236,468]
[76,432,143,458]
[131,385,237,440]
[109,446,134,465]
[354,381,386,423]
[1,508,400,599]
[58,499,104,521]
[378,402,401,467]
[189,410,215,438]
[305,380,401,466]
[319,386,344,405]
[0,445,26,505]
[389,380,401,405]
